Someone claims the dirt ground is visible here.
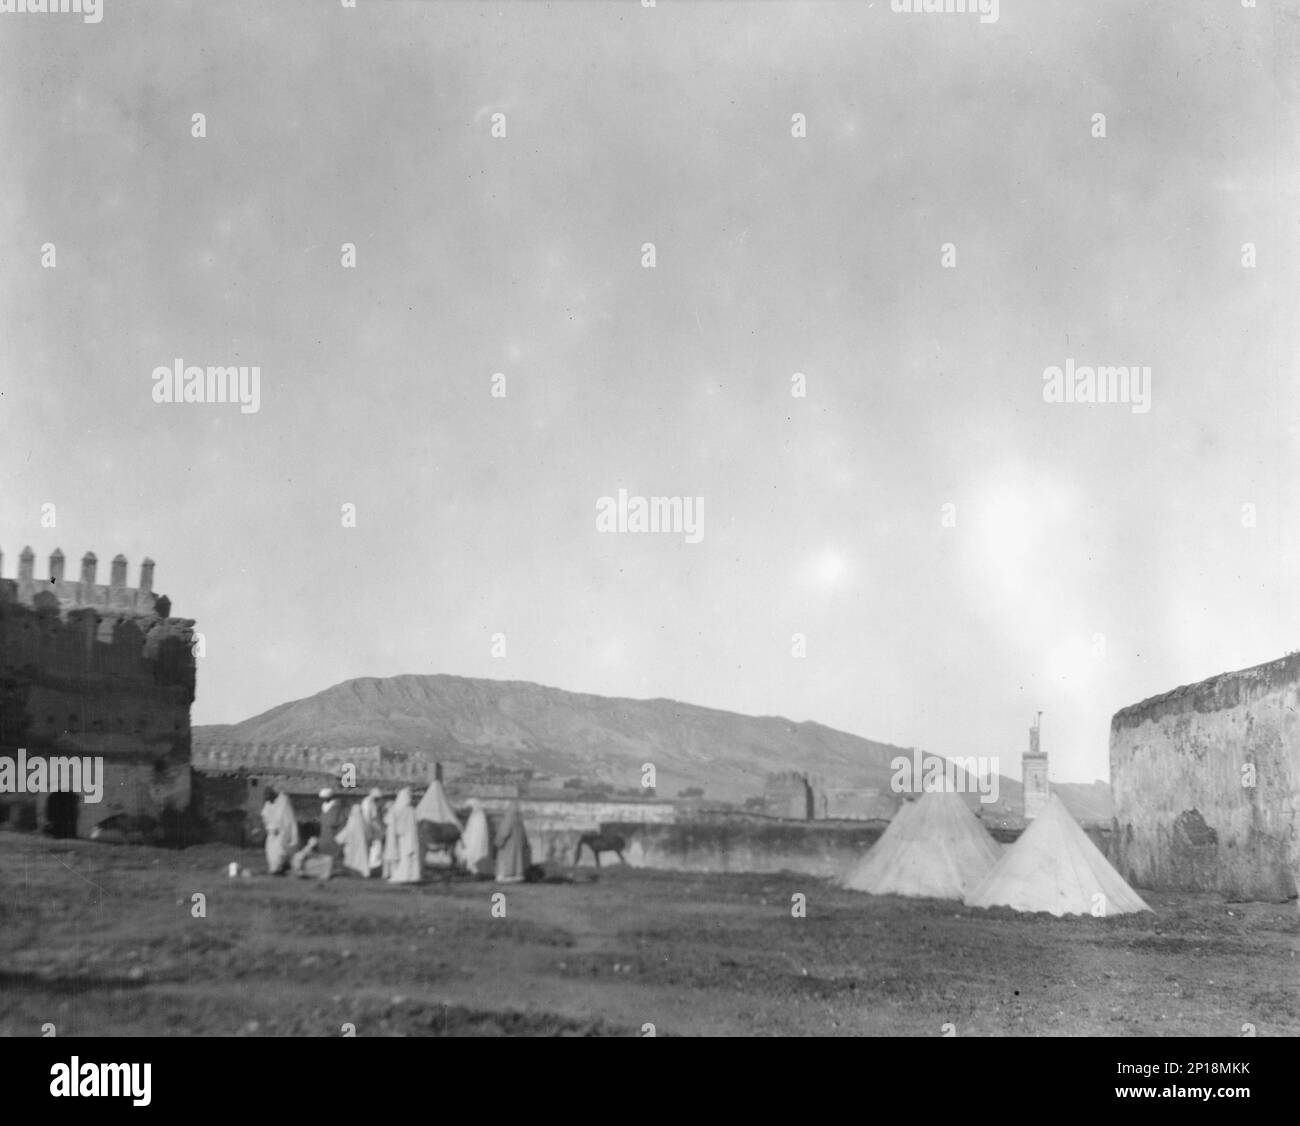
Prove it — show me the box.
[1,832,1297,1036]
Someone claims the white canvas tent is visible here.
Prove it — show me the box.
[414,778,461,826]
[842,789,1002,900]
[964,793,1151,917]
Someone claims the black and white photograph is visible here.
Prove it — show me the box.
[0,0,1296,1083]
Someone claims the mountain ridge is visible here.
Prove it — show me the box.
[194,673,1112,822]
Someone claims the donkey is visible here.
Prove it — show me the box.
[574,831,626,869]
[419,820,463,879]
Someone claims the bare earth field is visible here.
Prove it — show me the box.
[1,832,1296,1037]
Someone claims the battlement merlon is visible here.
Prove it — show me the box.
[0,547,163,616]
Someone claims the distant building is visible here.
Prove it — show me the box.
[190,742,426,826]
[822,786,900,822]
[762,771,814,820]
[450,763,534,798]
[1022,712,1049,820]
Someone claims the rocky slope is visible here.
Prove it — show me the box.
[195,674,1112,820]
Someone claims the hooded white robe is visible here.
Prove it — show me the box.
[458,799,493,876]
[336,804,372,877]
[261,793,299,874]
[494,803,531,883]
[361,790,384,872]
[384,788,422,884]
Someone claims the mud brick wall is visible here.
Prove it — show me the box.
[608,818,886,878]
[472,798,677,868]
[1110,653,1300,899]
[0,550,196,837]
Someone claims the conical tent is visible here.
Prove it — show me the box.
[415,779,461,826]
[964,793,1151,917]
[842,789,1002,900]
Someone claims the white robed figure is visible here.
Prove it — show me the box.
[260,791,299,875]
[384,787,422,884]
[494,802,531,883]
[361,787,384,874]
[336,803,372,877]
[456,798,493,876]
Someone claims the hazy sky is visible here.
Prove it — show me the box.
[2,0,1296,785]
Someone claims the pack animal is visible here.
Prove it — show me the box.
[574,831,626,868]
[419,820,463,879]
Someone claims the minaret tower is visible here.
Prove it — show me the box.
[1022,711,1050,820]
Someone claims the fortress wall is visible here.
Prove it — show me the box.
[1,549,158,616]
[0,551,194,837]
[1110,653,1300,899]
[472,797,677,828]
[0,758,191,837]
[192,742,389,776]
[0,606,195,766]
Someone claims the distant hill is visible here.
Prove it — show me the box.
[195,674,1112,822]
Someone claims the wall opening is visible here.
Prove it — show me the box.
[46,791,79,838]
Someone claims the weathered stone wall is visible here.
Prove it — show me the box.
[190,744,432,830]
[0,760,191,839]
[192,742,395,776]
[446,797,674,868]
[1110,652,1300,899]
[0,551,194,838]
[608,817,887,878]
[471,797,677,827]
[762,771,814,819]
[821,786,901,821]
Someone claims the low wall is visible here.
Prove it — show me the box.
[475,798,677,868]
[475,797,674,823]
[562,816,1103,879]
[605,818,887,878]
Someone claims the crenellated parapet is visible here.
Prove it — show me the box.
[190,740,419,783]
[0,547,161,617]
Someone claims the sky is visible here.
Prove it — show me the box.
[1,0,1297,785]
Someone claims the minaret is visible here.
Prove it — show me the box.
[1022,711,1049,820]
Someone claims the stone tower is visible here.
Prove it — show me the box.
[1022,711,1049,820]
